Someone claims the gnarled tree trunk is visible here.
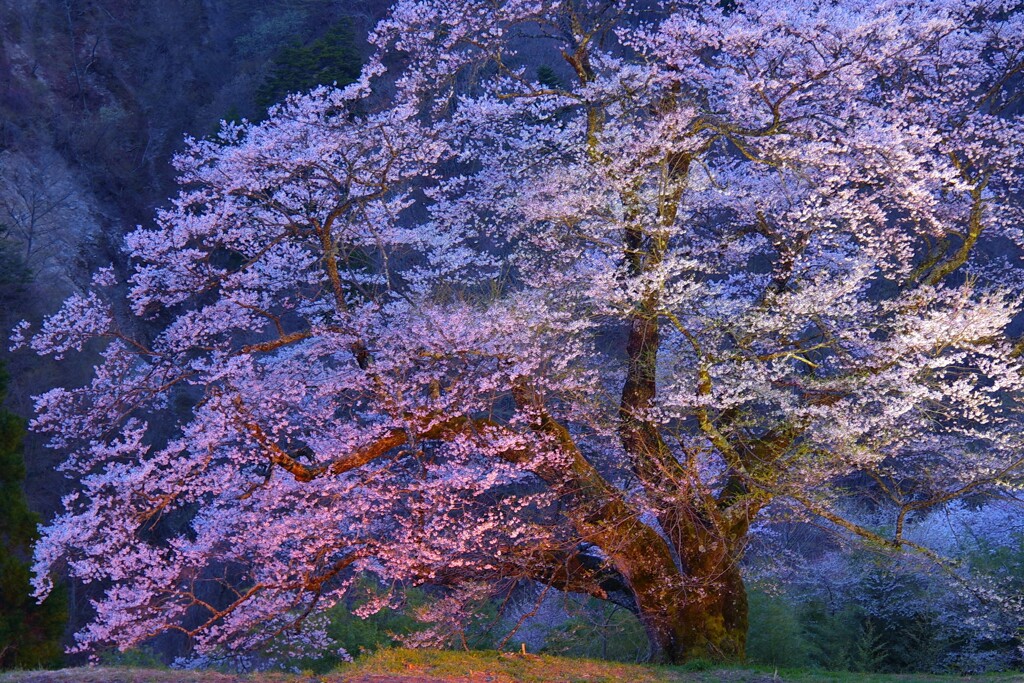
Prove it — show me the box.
[515,381,749,664]
[620,522,749,663]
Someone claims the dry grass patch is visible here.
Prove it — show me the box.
[333,648,669,682]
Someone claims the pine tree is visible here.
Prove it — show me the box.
[255,21,363,114]
[0,363,65,669]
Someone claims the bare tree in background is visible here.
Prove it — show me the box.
[0,153,83,279]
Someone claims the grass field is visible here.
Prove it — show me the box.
[2,650,1023,683]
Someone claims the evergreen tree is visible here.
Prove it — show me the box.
[0,363,65,669]
[256,21,363,114]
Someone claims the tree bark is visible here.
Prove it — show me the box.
[515,383,748,662]
[610,148,751,662]
[626,530,748,663]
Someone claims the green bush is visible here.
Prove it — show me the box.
[327,581,429,657]
[798,598,861,671]
[753,557,959,674]
[854,563,949,672]
[271,581,428,673]
[99,646,165,669]
[540,598,647,662]
[745,590,813,669]
[850,618,889,673]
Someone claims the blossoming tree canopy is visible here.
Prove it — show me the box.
[15,0,1024,664]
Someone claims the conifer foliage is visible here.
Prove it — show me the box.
[256,21,364,113]
[0,364,65,669]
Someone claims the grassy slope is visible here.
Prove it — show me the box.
[1,650,1022,683]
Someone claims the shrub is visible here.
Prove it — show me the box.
[745,590,813,669]
[536,65,562,89]
[540,599,647,662]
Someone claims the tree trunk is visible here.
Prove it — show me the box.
[633,558,748,664]
[614,215,749,663]
[516,381,750,664]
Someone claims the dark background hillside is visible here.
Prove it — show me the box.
[0,0,388,504]
[0,0,387,657]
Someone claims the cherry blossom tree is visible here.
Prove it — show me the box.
[14,0,1024,664]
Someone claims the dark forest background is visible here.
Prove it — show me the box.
[0,0,390,515]
[0,0,387,665]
